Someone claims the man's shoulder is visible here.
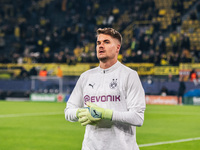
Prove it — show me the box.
[119,63,137,74]
[81,66,99,76]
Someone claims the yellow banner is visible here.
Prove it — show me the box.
[179,63,200,80]
[4,63,200,76]
[125,63,154,75]
[179,63,200,70]
[154,66,179,75]
[0,63,98,76]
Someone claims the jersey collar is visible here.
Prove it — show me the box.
[98,61,121,74]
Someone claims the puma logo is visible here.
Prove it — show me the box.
[93,109,100,117]
[89,83,95,88]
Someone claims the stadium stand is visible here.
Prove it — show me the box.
[0,0,199,64]
[0,0,200,99]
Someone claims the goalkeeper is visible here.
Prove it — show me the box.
[64,28,146,150]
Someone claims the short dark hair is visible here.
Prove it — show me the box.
[96,28,122,44]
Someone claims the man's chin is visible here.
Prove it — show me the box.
[98,57,108,62]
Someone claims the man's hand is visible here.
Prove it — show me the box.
[87,102,113,120]
[76,103,113,126]
[76,108,101,126]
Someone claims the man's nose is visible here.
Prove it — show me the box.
[98,43,104,47]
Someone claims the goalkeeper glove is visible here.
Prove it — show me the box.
[76,108,86,118]
[76,107,101,126]
[87,102,113,120]
[76,103,113,126]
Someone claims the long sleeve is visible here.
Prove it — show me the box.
[64,75,84,122]
[112,71,146,126]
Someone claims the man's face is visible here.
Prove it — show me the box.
[96,34,120,62]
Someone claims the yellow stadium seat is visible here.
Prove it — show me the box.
[159,9,166,16]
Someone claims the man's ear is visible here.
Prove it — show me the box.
[116,44,121,53]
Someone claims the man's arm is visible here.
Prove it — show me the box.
[112,71,146,126]
[112,107,145,126]
[64,75,84,122]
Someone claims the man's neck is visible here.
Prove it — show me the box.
[99,60,117,69]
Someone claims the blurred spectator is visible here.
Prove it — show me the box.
[18,67,29,79]
[189,69,199,86]
[167,52,180,66]
[157,35,166,55]
[57,66,63,78]
[193,46,200,62]
[154,51,161,65]
[172,0,184,15]
[170,31,180,53]
[14,25,20,41]
[190,10,197,20]
[173,52,180,66]
[29,67,38,77]
[130,37,138,52]
[0,54,11,63]
[179,49,191,63]
[0,37,5,51]
[67,56,77,65]
[171,13,182,32]
[148,49,155,63]
[39,68,47,77]
[196,2,200,20]
[149,38,156,51]
[177,76,186,105]
[160,54,168,65]
[134,50,143,62]
[112,5,120,20]
[160,86,168,96]
[168,73,175,82]
[180,33,190,50]
[139,35,149,54]
[122,50,132,63]
[73,45,83,62]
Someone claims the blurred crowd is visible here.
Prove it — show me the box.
[122,30,200,66]
[0,0,200,65]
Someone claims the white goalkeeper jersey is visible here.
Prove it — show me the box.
[65,61,146,150]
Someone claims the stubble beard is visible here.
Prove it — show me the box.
[98,56,108,63]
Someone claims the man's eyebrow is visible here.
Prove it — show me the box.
[104,39,110,42]
[96,38,111,44]
[97,39,110,42]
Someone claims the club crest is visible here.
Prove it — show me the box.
[110,79,117,89]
